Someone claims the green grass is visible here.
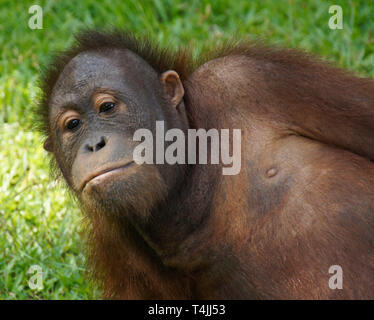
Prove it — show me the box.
[0,0,373,299]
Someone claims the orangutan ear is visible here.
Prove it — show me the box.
[160,70,185,107]
[43,138,53,152]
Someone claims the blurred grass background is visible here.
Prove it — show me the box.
[0,0,373,299]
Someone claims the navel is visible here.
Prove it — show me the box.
[266,167,278,178]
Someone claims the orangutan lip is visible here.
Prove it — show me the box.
[81,161,135,191]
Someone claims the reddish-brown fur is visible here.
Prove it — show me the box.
[38,30,374,299]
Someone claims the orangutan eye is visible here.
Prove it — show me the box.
[66,118,80,130]
[99,102,116,113]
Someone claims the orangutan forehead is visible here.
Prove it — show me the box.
[49,48,160,109]
[50,50,126,98]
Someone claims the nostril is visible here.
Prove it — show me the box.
[95,137,106,151]
[85,144,94,152]
[84,137,107,152]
